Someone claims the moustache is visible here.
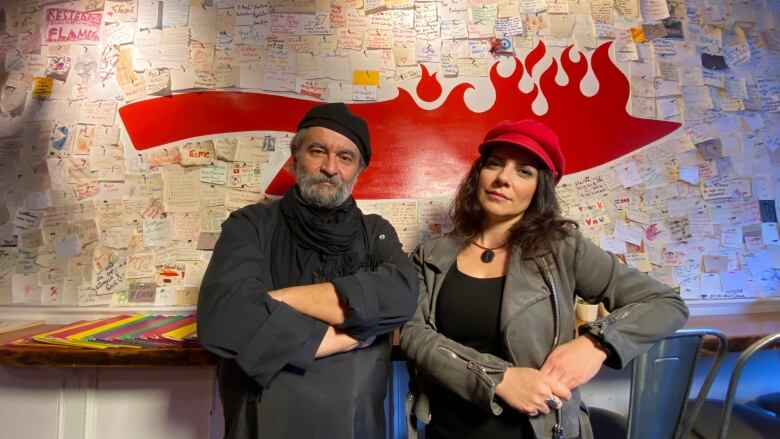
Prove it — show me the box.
[306,173,342,186]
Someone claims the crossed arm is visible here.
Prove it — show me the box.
[268,283,365,358]
[197,207,417,385]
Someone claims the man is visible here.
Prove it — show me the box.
[198,103,418,439]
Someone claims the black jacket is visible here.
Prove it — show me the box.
[198,199,417,439]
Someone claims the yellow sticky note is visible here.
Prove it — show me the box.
[629,27,646,43]
[352,70,380,86]
[32,77,53,98]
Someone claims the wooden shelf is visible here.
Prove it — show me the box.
[0,325,214,367]
[2,312,778,367]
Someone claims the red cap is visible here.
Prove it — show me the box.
[478,120,565,183]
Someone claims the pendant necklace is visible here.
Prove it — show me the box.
[471,241,508,263]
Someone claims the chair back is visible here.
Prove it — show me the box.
[717,331,780,439]
[625,328,728,439]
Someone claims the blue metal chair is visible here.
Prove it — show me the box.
[589,328,728,439]
[690,331,780,439]
[756,391,780,417]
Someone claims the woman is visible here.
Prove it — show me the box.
[400,120,688,439]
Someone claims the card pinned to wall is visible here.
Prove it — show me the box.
[696,138,723,160]
[12,273,40,305]
[32,77,54,99]
[44,6,103,45]
[614,30,638,61]
[678,165,699,185]
[353,69,379,101]
[720,269,753,296]
[625,252,652,272]
[53,233,82,260]
[93,258,127,296]
[599,235,628,254]
[702,255,729,273]
[614,221,644,246]
[181,141,216,167]
[200,163,228,186]
[701,178,752,201]
[155,264,184,287]
[613,160,642,188]
[699,272,724,299]
[579,203,612,227]
[762,223,780,244]
[128,282,157,304]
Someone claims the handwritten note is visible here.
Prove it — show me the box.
[94,258,127,296]
[12,274,40,305]
[44,6,102,45]
[162,0,189,28]
[143,217,172,247]
[162,165,201,212]
[639,0,670,22]
[181,141,216,167]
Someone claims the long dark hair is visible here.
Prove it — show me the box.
[451,153,578,256]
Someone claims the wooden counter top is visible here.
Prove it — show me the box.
[0,325,214,367]
[684,311,780,352]
[1,312,778,367]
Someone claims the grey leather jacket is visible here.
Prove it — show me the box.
[400,231,689,439]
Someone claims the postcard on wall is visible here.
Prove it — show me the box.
[228,162,264,188]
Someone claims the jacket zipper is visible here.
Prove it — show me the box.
[437,346,505,374]
[585,303,641,334]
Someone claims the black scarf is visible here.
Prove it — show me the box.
[270,187,364,289]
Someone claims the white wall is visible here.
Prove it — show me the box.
[0,366,220,439]
[1,351,778,439]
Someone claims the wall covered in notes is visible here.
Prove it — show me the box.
[0,0,779,308]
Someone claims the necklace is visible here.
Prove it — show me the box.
[471,241,508,263]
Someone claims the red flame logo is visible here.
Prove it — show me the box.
[119,42,679,199]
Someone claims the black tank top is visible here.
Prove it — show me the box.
[426,262,534,439]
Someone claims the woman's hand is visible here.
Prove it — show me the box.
[540,334,608,390]
[495,367,571,416]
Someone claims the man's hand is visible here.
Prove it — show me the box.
[315,327,376,358]
[495,367,571,416]
[540,334,608,390]
[356,335,376,349]
[269,283,349,325]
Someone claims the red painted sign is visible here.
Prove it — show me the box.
[119,42,680,199]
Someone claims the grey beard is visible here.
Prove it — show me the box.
[295,162,358,209]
